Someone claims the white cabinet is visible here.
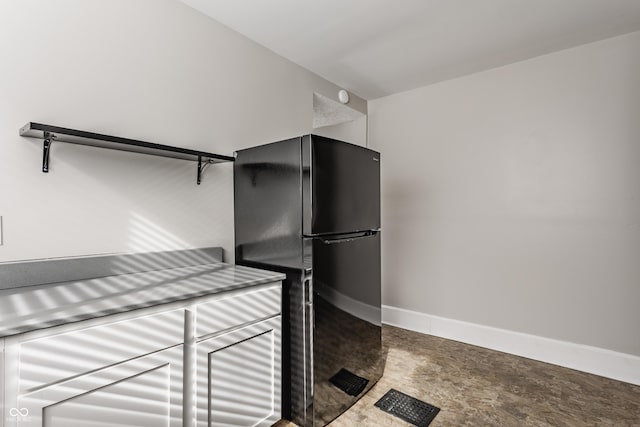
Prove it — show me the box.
[1,340,5,427]
[1,282,282,427]
[17,310,185,395]
[3,309,185,427]
[18,345,183,427]
[196,317,281,427]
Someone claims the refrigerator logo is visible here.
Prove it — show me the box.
[373,157,379,162]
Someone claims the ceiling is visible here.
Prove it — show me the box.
[180,0,640,100]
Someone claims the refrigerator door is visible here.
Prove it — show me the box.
[303,135,381,236]
[309,231,384,426]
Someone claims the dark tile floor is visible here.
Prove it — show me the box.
[276,325,640,426]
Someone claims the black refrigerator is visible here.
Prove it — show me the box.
[234,134,384,426]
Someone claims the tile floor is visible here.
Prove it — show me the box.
[276,325,640,426]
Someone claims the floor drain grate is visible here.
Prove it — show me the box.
[329,368,369,396]
[374,388,440,427]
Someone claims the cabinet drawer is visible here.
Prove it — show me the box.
[196,284,281,338]
[19,309,184,394]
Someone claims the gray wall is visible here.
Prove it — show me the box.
[369,31,640,356]
[0,0,365,263]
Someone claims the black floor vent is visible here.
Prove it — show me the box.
[375,388,440,427]
[329,368,369,396]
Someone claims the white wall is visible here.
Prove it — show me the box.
[0,0,364,263]
[314,116,368,148]
[370,31,640,358]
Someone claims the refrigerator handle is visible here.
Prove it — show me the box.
[304,277,313,306]
[303,278,314,406]
[319,230,379,245]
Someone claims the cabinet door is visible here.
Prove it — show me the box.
[16,345,183,427]
[1,339,5,427]
[196,317,281,427]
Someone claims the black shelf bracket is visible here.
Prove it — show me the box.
[197,156,214,185]
[42,132,56,173]
[20,122,235,185]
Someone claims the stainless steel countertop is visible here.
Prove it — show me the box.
[0,262,284,338]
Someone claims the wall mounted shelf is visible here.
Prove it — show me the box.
[19,122,235,184]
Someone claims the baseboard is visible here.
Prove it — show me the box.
[382,305,640,386]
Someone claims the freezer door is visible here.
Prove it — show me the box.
[234,137,304,270]
[310,231,384,426]
[304,135,380,236]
